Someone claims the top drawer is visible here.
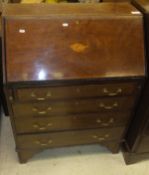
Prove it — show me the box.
[14,82,139,102]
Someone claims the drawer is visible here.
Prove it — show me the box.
[12,97,135,117]
[14,82,138,102]
[16,127,124,149]
[15,111,130,134]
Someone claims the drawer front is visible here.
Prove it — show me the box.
[12,97,135,117]
[15,112,130,134]
[15,82,138,102]
[16,127,124,149]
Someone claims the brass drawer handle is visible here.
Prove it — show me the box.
[32,107,52,115]
[31,92,52,101]
[99,102,118,110]
[92,134,109,141]
[35,139,53,146]
[103,88,122,96]
[33,123,53,130]
[96,118,114,126]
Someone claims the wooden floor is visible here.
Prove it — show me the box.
[0,114,149,175]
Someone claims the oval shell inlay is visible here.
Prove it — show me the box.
[70,43,88,53]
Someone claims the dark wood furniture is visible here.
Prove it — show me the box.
[0,5,9,116]
[0,101,1,132]
[0,7,2,128]
[2,3,145,163]
[122,0,149,164]
[0,34,9,116]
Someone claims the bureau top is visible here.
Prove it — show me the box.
[2,3,143,17]
[3,3,145,83]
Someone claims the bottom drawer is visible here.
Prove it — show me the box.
[17,127,124,149]
[137,136,149,153]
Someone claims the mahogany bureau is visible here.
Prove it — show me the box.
[122,0,149,164]
[2,3,145,163]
